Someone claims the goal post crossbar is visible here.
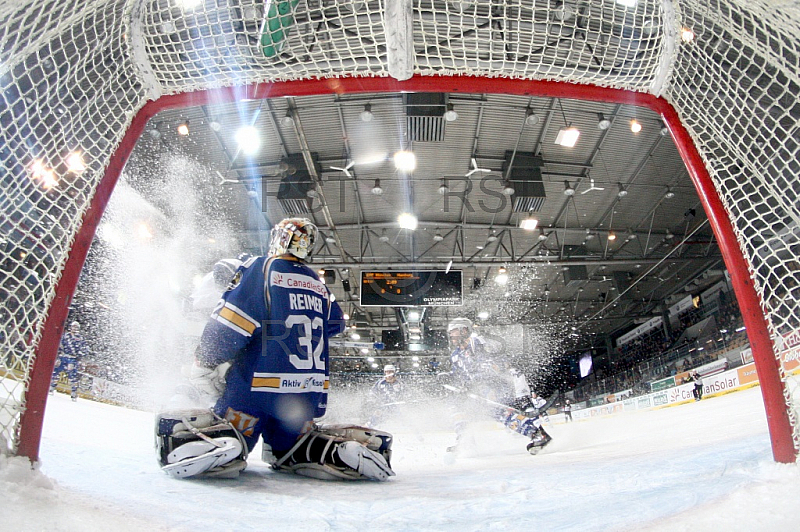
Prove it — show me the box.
[16,76,795,463]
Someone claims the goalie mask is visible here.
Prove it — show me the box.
[269,218,318,260]
[447,317,472,349]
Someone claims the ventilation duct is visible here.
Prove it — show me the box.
[613,270,633,299]
[276,153,320,215]
[563,265,588,287]
[405,93,446,142]
[502,151,546,212]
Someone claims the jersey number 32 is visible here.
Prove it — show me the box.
[285,314,324,370]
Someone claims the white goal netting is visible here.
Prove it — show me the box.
[1,0,798,460]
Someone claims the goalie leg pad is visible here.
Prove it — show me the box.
[272,427,395,481]
[162,437,244,479]
[314,423,393,458]
[155,409,248,479]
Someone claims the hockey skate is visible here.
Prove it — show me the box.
[526,427,552,455]
[446,427,478,456]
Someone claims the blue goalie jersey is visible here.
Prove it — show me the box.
[196,255,344,451]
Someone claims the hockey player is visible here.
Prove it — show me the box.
[691,371,704,401]
[366,364,406,427]
[442,317,552,455]
[156,218,394,481]
[50,321,89,401]
[371,364,405,404]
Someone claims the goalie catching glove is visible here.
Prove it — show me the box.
[182,361,228,402]
[266,424,395,481]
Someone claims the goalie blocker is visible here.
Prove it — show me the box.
[156,410,394,481]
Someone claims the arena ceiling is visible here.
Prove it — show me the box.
[124,89,724,354]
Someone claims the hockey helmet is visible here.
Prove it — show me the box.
[447,317,472,347]
[383,364,397,376]
[447,317,472,333]
[269,218,318,260]
[69,321,81,332]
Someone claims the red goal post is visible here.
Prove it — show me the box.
[1,0,798,464]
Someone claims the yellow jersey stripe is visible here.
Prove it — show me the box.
[218,306,257,335]
[251,377,281,388]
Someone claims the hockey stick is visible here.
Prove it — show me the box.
[441,384,529,416]
[376,397,441,408]
[442,384,559,418]
[535,391,561,417]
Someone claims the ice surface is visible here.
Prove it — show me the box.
[1,386,798,531]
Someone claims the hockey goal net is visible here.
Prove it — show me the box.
[1,0,798,462]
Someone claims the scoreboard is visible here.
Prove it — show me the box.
[360,270,463,307]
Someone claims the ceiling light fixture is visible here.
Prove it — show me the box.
[538,228,549,241]
[444,102,458,122]
[433,231,444,242]
[660,123,669,136]
[564,180,575,196]
[487,230,498,242]
[608,230,617,241]
[519,213,538,231]
[438,179,449,195]
[617,183,628,198]
[393,150,416,172]
[555,127,580,147]
[664,187,675,199]
[280,110,294,128]
[681,27,695,43]
[209,120,221,132]
[360,103,374,122]
[398,212,418,230]
[379,229,390,242]
[65,151,86,174]
[597,113,611,130]
[630,119,642,133]
[371,178,383,195]
[525,107,540,126]
[502,179,515,196]
[235,125,260,155]
[177,120,189,136]
[180,0,202,9]
[495,266,509,285]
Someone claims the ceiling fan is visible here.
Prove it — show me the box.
[215,170,239,186]
[465,158,491,177]
[329,160,355,178]
[580,177,606,194]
